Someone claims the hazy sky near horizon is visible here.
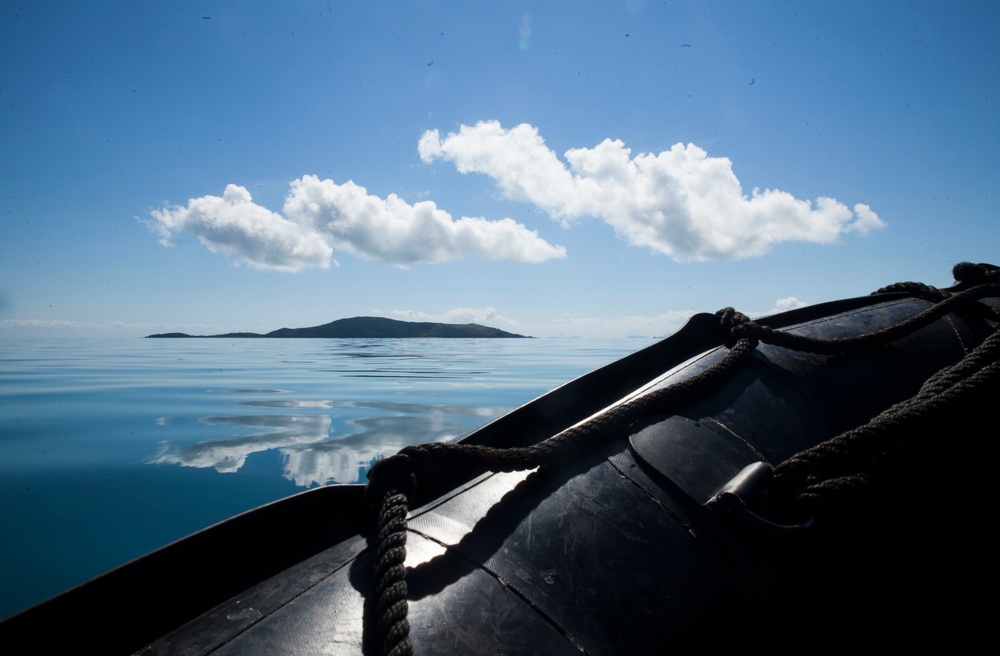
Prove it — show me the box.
[2,1,997,338]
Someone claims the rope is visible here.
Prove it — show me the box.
[952,261,1000,288]
[769,322,1000,516]
[363,262,1000,655]
[870,280,946,301]
[731,282,1000,356]
[373,487,412,656]
[365,320,760,656]
[763,263,1000,516]
[367,325,759,497]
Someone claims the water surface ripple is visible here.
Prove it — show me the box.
[0,335,648,619]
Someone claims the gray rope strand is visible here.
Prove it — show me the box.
[770,323,1000,513]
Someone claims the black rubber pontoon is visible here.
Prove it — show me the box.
[2,263,998,654]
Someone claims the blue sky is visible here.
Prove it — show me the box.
[2,1,997,339]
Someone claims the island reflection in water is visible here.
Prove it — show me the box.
[151,394,510,487]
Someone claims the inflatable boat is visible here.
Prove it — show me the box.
[2,262,998,654]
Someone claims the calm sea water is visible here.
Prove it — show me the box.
[0,336,650,619]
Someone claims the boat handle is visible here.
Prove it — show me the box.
[708,461,814,533]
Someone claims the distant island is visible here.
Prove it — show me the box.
[146,316,530,339]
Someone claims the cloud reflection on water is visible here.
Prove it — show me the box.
[241,398,507,418]
[152,414,333,474]
[150,398,508,486]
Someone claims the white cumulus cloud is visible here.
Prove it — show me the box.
[284,175,566,265]
[419,121,886,260]
[151,176,566,270]
[151,184,333,272]
[847,203,884,235]
[765,296,810,316]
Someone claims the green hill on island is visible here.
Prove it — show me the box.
[146,316,529,339]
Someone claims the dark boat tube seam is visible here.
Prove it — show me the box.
[405,526,588,655]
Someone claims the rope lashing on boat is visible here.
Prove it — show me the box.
[768,288,1000,515]
[768,327,1000,515]
[363,262,1000,656]
[872,261,999,299]
[365,325,762,656]
[367,329,758,498]
[728,281,1000,355]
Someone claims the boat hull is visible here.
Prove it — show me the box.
[3,281,999,654]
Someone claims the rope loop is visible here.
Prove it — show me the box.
[366,455,415,509]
